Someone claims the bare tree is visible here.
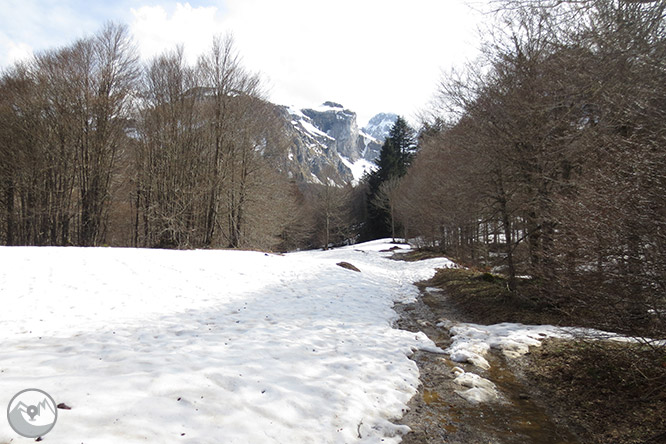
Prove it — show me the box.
[400,0,665,340]
[134,36,294,251]
[135,46,205,248]
[0,24,359,254]
[197,35,255,246]
[0,23,139,247]
[372,176,401,242]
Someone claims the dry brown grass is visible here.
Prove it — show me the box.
[525,339,666,444]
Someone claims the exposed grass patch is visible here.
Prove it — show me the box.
[525,339,666,444]
[391,248,449,262]
[423,267,564,326]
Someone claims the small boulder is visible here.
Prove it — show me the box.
[337,262,360,272]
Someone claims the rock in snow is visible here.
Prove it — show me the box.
[336,261,361,272]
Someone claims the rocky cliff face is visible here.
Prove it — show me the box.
[363,112,398,142]
[301,102,360,161]
[274,102,390,186]
[300,102,382,163]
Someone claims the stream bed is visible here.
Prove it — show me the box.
[394,286,580,443]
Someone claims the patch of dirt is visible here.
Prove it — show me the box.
[380,246,404,253]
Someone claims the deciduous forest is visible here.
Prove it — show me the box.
[391,0,665,343]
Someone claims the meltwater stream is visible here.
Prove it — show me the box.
[394,287,579,444]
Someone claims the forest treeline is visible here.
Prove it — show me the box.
[0,26,365,251]
[386,0,665,340]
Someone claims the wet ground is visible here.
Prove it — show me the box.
[394,286,580,444]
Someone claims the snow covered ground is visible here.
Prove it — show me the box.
[0,240,453,443]
[437,320,576,403]
[441,321,575,370]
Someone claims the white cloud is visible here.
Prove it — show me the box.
[0,0,104,68]
[130,3,224,64]
[0,0,483,127]
[128,0,483,125]
[0,32,33,67]
[222,0,483,124]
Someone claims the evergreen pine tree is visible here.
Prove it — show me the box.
[364,116,416,239]
[387,116,417,174]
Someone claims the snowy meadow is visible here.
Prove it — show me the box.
[0,240,453,443]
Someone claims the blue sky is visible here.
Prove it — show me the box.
[0,0,485,125]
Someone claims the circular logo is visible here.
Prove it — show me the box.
[7,389,58,438]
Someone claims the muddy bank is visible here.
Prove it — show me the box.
[394,286,579,444]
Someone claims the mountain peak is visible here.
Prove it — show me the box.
[362,113,398,142]
[321,101,344,109]
[278,102,384,185]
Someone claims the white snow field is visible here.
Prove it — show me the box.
[0,239,453,443]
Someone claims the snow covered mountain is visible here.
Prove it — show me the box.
[362,112,398,143]
[276,102,385,185]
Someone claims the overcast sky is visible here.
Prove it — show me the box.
[0,0,487,125]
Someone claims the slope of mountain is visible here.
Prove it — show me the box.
[276,102,386,185]
[362,113,398,143]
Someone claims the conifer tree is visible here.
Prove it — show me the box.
[364,116,416,239]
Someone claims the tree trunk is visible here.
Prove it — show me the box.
[390,203,395,242]
[4,176,14,245]
[502,210,517,291]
